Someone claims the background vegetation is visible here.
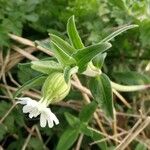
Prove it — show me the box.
[0,0,150,149]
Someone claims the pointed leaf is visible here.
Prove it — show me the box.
[112,71,150,85]
[93,53,107,69]
[56,128,79,150]
[72,42,111,72]
[100,24,138,43]
[67,15,84,49]
[64,66,78,83]
[79,101,98,123]
[31,60,63,74]
[89,74,114,119]
[17,62,41,84]
[64,112,80,127]
[51,41,76,66]
[49,33,76,55]
[14,75,47,98]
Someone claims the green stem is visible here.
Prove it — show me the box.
[111,81,150,92]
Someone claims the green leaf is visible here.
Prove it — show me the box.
[0,124,7,141]
[72,42,111,72]
[93,52,107,69]
[35,39,51,51]
[0,101,11,117]
[56,128,79,150]
[25,13,39,22]
[18,63,41,84]
[64,112,80,127]
[64,66,71,83]
[28,137,44,150]
[67,15,84,49]
[80,124,107,150]
[14,75,47,98]
[135,143,147,150]
[113,71,150,85]
[13,109,25,127]
[49,33,76,55]
[64,66,78,83]
[140,20,150,46]
[89,74,114,119]
[51,41,76,66]
[109,0,126,10]
[7,140,24,150]
[100,24,138,43]
[31,60,63,74]
[4,115,15,133]
[79,101,98,123]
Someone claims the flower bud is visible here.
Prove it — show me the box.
[42,72,71,103]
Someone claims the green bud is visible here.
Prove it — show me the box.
[42,72,71,103]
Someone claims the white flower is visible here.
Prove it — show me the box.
[17,97,59,128]
[16,72,71,128]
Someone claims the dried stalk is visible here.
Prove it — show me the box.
[8,33,53,56]
[12,45,38,61]
[5,47,37,72]
[21,126,35,150]
[112,89,131,108]
[90,131,127,145]
[75,134,84,150]
[116,117,150,150]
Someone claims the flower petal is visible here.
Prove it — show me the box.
[32,110,40,117]
[40,113,47,127]
[47,117,54,128]
[16,97,31,104]
[45,108,59,127]
[26,99,38,106]
[50,112,59,125]
[22,105,33,113]
[29,108,39,118]
[17,97,37,105]
[17,97,59,128]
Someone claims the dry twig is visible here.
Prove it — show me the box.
[21,126,35,150]
[75,134,84,150]
[116,117,150,150]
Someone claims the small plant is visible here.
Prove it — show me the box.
[0,0,150,149]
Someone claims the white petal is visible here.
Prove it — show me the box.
[47,116,54,128]
[32,110,40,117]
[17,97,33,101]
[17,101,26,105]
[45,108,59,128]
[29,108,39,118]
[26,99,38,106]
[17,97,37,105]
[50,112,59,125]
[40,113,47,127]
[29,113,35,118]
[17,97,59,128]
[16,97,31,104]
[22,105,33,113]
